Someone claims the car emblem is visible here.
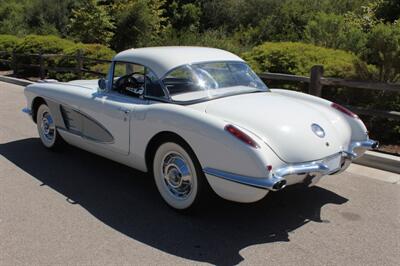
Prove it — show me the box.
[311,123,325,138]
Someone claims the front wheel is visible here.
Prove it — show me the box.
[36,104,64,150]
[153,140,209,211]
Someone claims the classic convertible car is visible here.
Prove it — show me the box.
[23,47,378,210]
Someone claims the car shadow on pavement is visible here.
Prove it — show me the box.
[0,138,348,265]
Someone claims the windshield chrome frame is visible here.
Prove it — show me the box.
[159,60,269,104]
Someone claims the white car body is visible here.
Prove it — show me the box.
[23,47,377,204]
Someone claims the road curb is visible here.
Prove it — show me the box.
[346,164,400,184]
[1,75,399,174]
[354,151,400,174]
[0,75,34,86]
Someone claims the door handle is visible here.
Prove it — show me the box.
[118,107,131,114]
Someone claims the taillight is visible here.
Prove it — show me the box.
[225,124,260,148]
[331,103,359,119]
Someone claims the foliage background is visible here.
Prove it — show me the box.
[0,0,399,147]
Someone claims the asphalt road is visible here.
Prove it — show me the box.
[1,81,399,266]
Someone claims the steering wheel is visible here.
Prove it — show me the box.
[115,72,144,93]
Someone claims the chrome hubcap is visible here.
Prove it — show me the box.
[161,152,193,200]
[40,112,55,141]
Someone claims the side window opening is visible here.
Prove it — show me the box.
[112,62,145,97]
[112,61,165,99]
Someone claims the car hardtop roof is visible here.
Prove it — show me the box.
[113,46,244,78]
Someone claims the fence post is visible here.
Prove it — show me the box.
[39,53,45,79]
[76,50,83,79]
[12,51,18,75]
[309,65,324,97]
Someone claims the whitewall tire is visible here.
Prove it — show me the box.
[36,104,63,150]
[153,141,208,211]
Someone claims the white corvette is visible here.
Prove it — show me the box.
[23,47,378,211]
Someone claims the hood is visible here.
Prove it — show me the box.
[192,91,345,163]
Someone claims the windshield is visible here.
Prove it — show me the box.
[162,61,268,102]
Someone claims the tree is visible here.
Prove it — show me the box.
[261,0,325,42]
[376,0,400,23]
[67,0,115,45]
[363,22,400,82]
[24,0,79,36]
[199,0,282,33]
[344,1,382,32]
[168,1,201,32]
[0,1,27,35]
[0,0,81,36]
[304,13,367,54]
[110,0,167,50]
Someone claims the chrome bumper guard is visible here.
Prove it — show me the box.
[204,139,378,192]
[345,139,379,159]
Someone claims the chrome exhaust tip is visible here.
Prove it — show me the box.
[266,175,287,191]
[272,179,287,191]
[371,140,379,149]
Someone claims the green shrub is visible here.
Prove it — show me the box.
[15,35,76,54]
[243,41,398,145]
[13,35,77,75]
[72,43,115,60]
[77,44,115,78]
[52,43,115,81]
[0,35,21,69]
[1,34,115,80]
[0,35,21,52]
[242,42,369,79]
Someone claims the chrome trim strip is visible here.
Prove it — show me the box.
[203,167,286,191]
[37,79,59,83]
[22,108,32,116]
[57,127,115,144]
[59,104,115,144]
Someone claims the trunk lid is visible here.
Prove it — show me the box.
[194,91,344,163]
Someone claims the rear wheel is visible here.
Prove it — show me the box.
[36,104,64,150]
[153,140,209,211]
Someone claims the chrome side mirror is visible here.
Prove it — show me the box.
[98,78,107,91]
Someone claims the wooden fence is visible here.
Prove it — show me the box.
[0,50,111,80]
[259,65,400,120]
[0,51,399,120]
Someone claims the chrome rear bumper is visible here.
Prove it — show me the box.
[204,139,378,192]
